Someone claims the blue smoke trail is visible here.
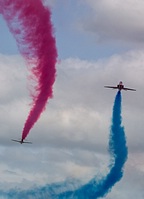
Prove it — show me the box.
[58,91,128,198]
[0,91,128,199]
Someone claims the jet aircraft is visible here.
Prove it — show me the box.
[104,81,136,91]
[11,139,32,144]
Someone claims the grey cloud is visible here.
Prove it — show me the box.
[0,52,143,195]
[0,51,143,152]
[81,0,144,44]
[105,158,144,198]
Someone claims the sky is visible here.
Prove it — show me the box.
[0,0,144,198]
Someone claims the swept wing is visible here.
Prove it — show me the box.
[104,86,118,89]
[123,87,136,91]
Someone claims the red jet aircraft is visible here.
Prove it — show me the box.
[11,139,32,144]
[104,81,136,91]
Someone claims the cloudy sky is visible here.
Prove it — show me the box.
[0,0,144,198]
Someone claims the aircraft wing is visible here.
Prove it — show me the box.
[104,86,118,89]
[123,87,136,91]
[23,141,32,144]
[11,139,21,143]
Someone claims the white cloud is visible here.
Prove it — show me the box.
[81,0,144,44]
[0,52,143,198]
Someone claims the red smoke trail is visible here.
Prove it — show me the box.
[0,0,57,140]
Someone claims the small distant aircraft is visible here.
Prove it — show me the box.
[104,81,136,91]
[11,139,32,144]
